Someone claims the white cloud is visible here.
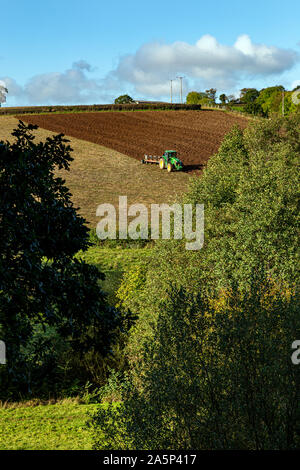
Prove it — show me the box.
[23,61,106,104]
[1,77,22,96]
[1,35,299,105]
[0,79,9,104]
[108,34,299,97]
[1,61,113,106]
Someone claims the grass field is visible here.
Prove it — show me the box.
[0,401,100,450]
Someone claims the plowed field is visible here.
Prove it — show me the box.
[19,110,248,170]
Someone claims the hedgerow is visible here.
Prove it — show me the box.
[0,103,201,115]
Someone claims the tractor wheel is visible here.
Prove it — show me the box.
[159,158,165,169]
[167,162,173,173]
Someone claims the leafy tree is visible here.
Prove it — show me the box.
[90,114,300,450]
[241,88,259,103]
[239,89,262,115]
[205,88,217,103]
[219,93,228,104]
[91,281,300,450]
[283,90,300,115]
[240,88,258,102]
[186,115,300,289]
[227,94,236,103]
[186,91,214,106]
[114,94,134,104]
[256,86,285,116]
[115,115,300,379]
[0,121,121,397]
[239,86,300,117]
[186,91,205,104]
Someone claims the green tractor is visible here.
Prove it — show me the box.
[141,150,184,172]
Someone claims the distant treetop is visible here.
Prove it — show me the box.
[114,94,134,104]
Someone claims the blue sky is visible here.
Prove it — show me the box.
[1,0,300,105]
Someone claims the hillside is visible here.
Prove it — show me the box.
[19,110,249,170]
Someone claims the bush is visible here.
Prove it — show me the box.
[91,280,300,450]
[117,115,299,373]
[92,114,300,450]
[185,115,300,290]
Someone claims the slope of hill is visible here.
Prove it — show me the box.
[19,110,249,170]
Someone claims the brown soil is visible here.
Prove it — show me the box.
[18,110,248,171]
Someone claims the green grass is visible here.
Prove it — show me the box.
[0,401,101,450]
[77,245,152,271]
[77,245,153,305]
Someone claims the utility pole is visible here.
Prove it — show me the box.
[282,90,285,116]
[170,79,174,104]
[177,76,184,103]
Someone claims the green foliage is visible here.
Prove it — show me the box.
[97,368,129,402]
[1,103,202,116]
[240,88,259,103]
[18,323,76,397]
[0,122,122,399]
[243,101,264,116]
[104,115,300,450]
[185,115,300,290]
[283,91,300,116]
[114,94,134,104]
[91,281,300,450]
[112,115,300,387]
[77,245,152,273]
[117,126,249,368]
[255,86,284,116]
[205,88,217,103]
[186,91,203,104]
[230,105,245,112]
[240,88,263,115]
[88,227,152,249]
[219,93,227,104]
[186,91,212,106]
[240,86,300,117]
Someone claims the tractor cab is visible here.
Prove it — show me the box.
[163,150,177,161]
[162,150,183,172]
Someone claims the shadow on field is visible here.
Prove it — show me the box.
[183,163,206,173]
